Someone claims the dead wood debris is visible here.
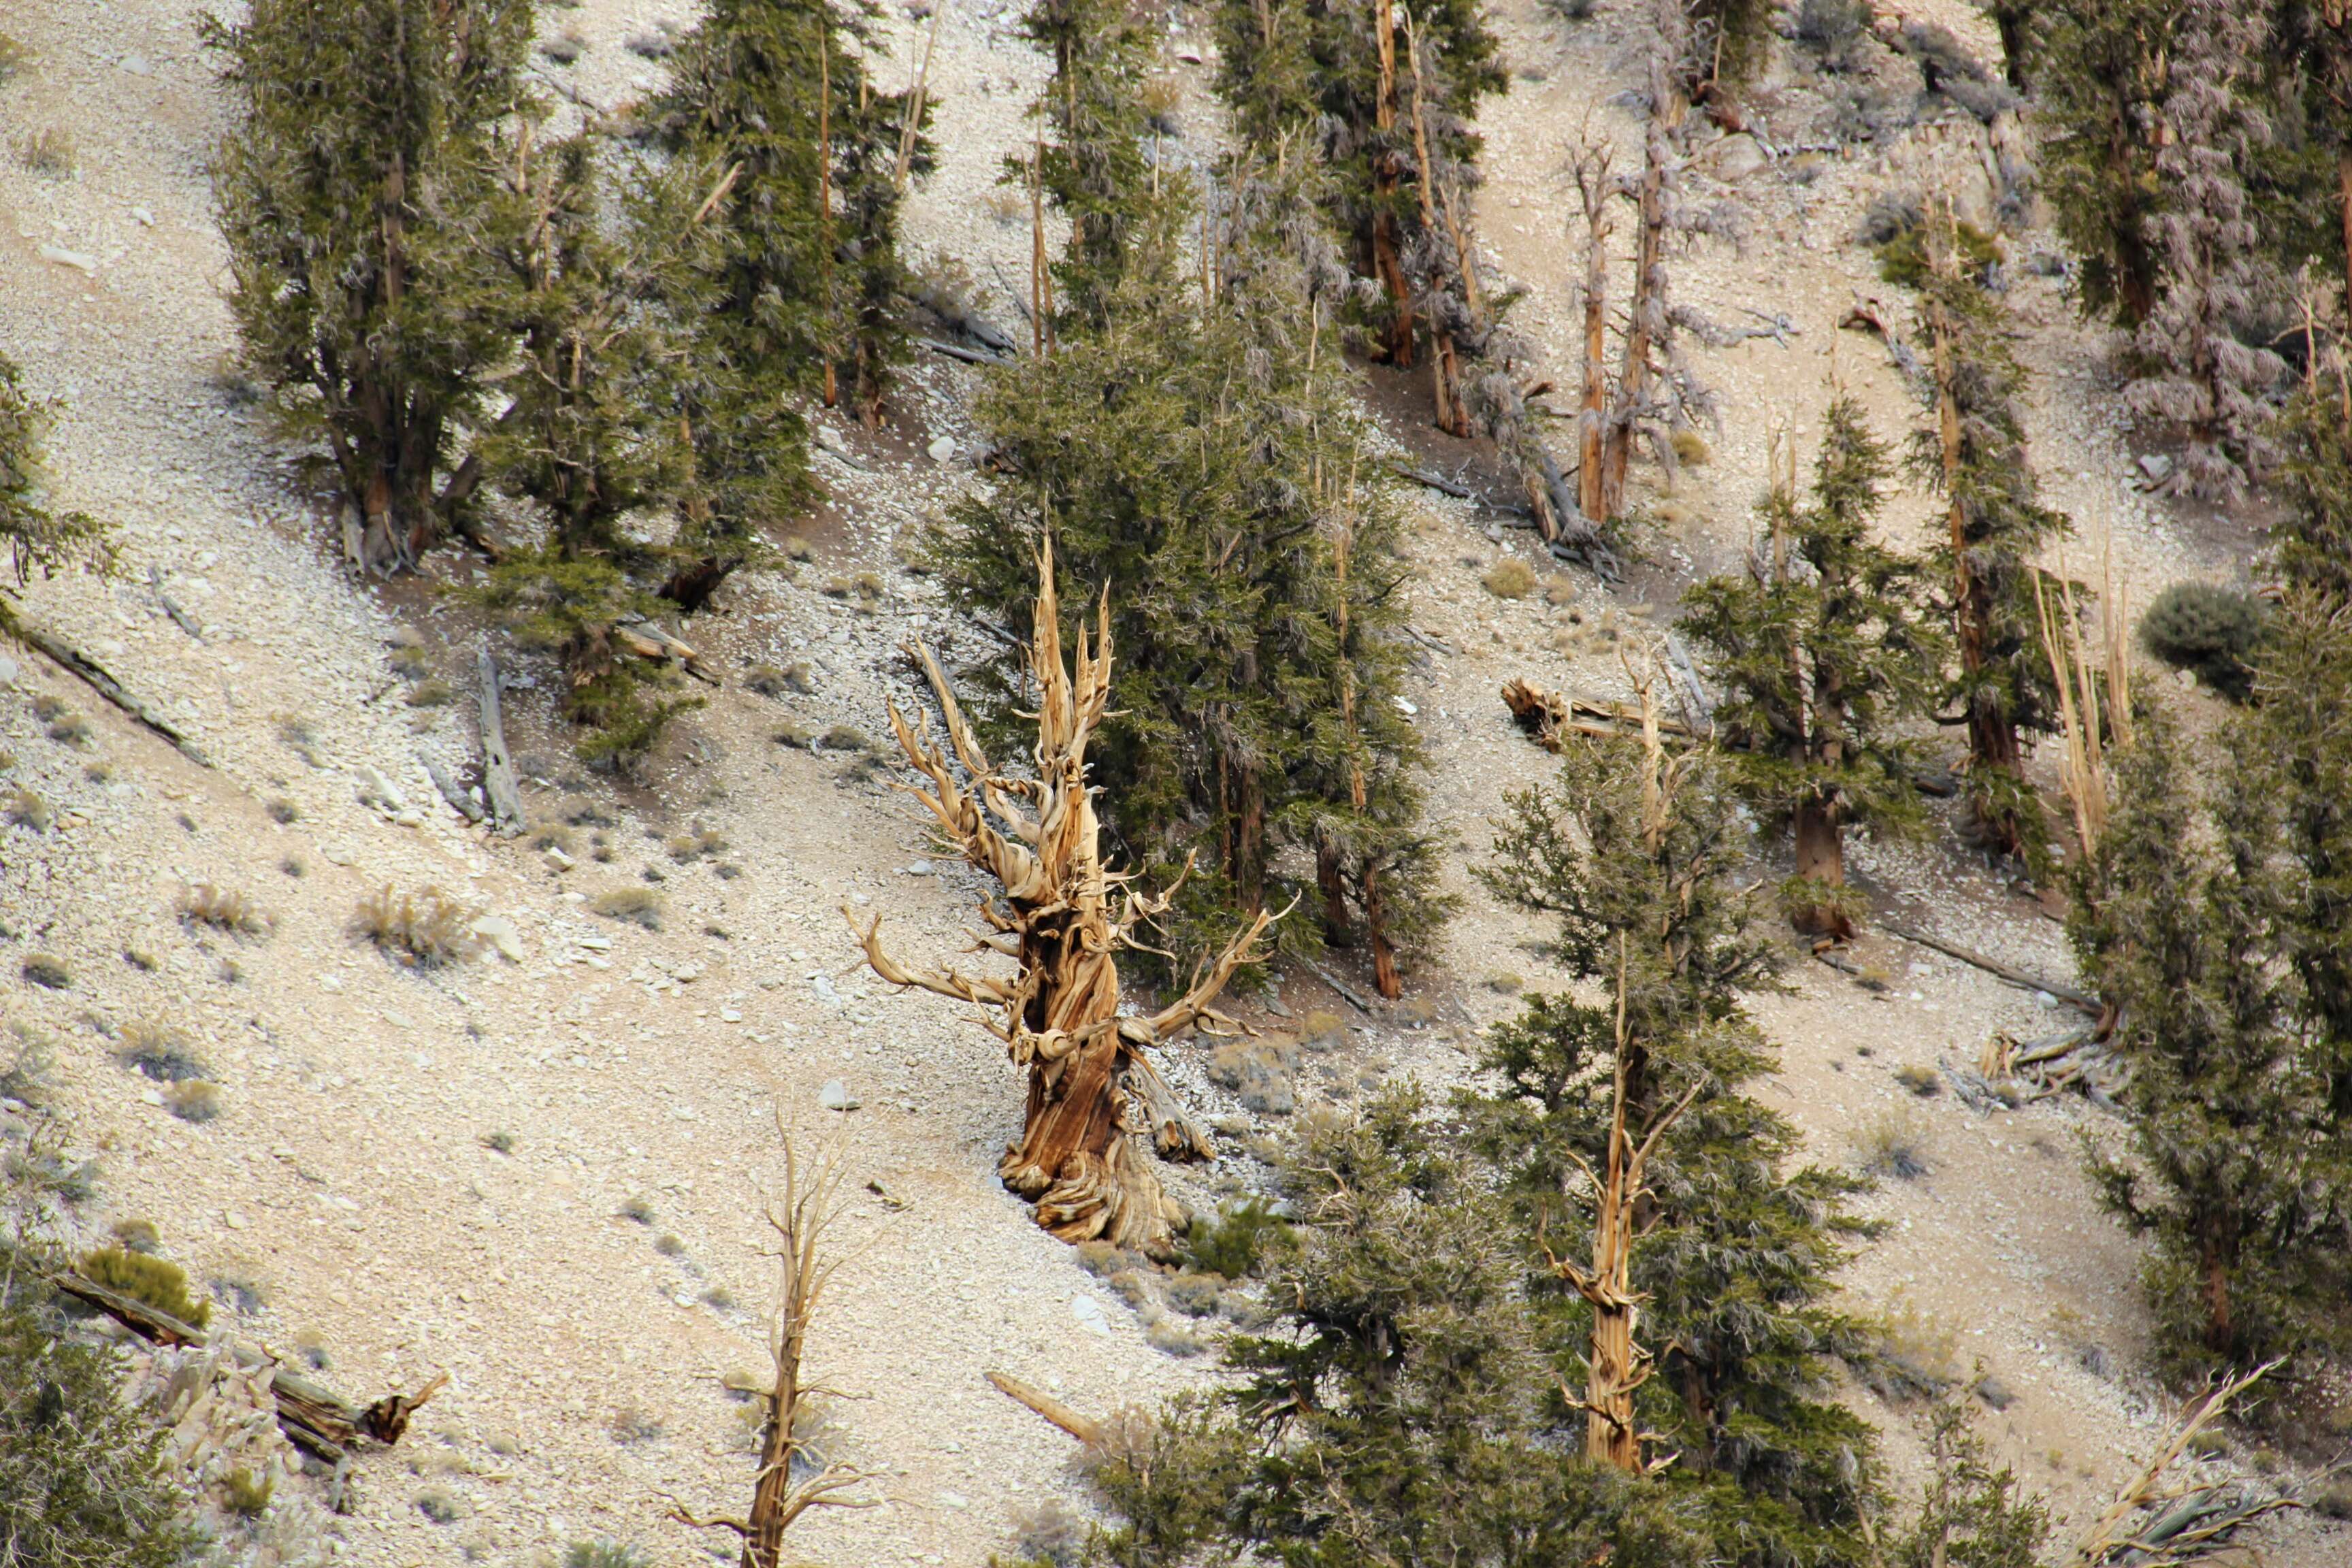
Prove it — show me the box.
[53,1271,444,1463]
[2068,1362,2296,1567]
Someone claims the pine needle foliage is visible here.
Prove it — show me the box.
[1476,737,1883,1568]
[2034,0,2178,326]
[204,0,538,570]
[0,351,110,630]
[1021,0,1161,332]
[1680,396,1944,934]
[469,133,716,765]
[1082,1088,1712,1568]
[3,1134,195,1568]
[1899,219,2071,865]
[1885,1390,2048,1568]
[2274,373,2352,604]
[936,149,1443,983]
[1210,0,1504,363]
[652,0,932,578]
[2069,698,2352,1379]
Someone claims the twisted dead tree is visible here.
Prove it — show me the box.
[849,546,1278,1258]
[674,1129,872,1567]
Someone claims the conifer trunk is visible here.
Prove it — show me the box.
[1602,82,1671,521]
[1363,859,1401,1000]
[1790,800,1850,940]
[1578,196,1612,523]
[2338,146,2352,325]
[853,548,1275,1259]
[1371,0,1414,367]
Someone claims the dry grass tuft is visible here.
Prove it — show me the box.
[591,887,663,929]
[19,125,74,178]
[165,1080,223,1124]
[352,885,479,967]
[179,883,273,937]
[118,1019,206,1083]
[1482,558,1537,600]
[20,953,71,989]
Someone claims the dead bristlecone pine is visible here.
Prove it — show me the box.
[849,543,1276,1259]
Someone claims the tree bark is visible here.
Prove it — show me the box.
[1790,799,1852,941]
[661,553,745,614]
[1602,84,1670,521]
[1362,858,1401,1000]
[1578,191,1612,525]
[852,550,1275,1258]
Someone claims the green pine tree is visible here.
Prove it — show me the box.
[652,0,932,606]
[1022,0,1160,331]
[2070,696,2352,1378]
[1211,0,1503,397]
[470,133,715,769]
[0,350,110,632]
[1477,733,1883,1568]
[1680,394,1945,936]
[1886,1390,2049,1568]
[1899,214,2071,865]
[205,0,537,570]
[936,149,1441,987]
[2034,0,2177,326]
[1083,1088,1711,1568]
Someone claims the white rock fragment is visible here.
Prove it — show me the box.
[39,244,99,276]
[470,915,526,962]
[819,1079,860,1112]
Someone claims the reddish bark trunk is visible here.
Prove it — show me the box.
[1790,800,1852,941]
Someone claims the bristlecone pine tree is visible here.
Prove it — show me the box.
[206,0,536,572]
[1904,210,2070,864]
[1476,693,1883,1567]
[1886,1391,2048,1568]
[469,134,721,768]
[941,122,1445,987]
[0,350,110,632]
[2119,0,2280,500]
[1082,1087,1711,1568]
[2035,0,2178,327]
[2069,697,2352,1377]
[1681,395,1944,937]
[850,549,1276,1258]
[651,0,932,604]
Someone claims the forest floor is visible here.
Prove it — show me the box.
[0,0,2342,1563]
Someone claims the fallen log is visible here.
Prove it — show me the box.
[476,647,527,837]
[920,336,1013,368]
[1503,678,1703,753]
[53,1272,444,1460]
[1882,923,2100,1015]
[615,617,718,684]
[987,1370,1102,1445]
[425,757,487,825]
[148,566,203,640]
[12,617,211,767]
[1305,958,1377,1015]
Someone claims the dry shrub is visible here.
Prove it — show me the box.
[117,1020,206,1083]
[1853,1105,1931,1179]
[165,1080,223,1124]
[178,883,272,936]
[4,785,50,832]
[352,884,479,966]
[20,953,70,989]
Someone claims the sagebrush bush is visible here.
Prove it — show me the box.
[2140,581,2265,700]
[20,953,70,989]
[0,1293,195,1567]
[1482,558,1537,600]
[353,885,479,966]
[165,1080,223,1124]
[76,1245,210,1328]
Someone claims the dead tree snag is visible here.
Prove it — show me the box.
[851,546,1277,1258]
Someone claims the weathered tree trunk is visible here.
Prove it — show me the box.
[1317,832,1352,943]
[1576,171,1613,525]
[852,546,1275,1258]
[674,1135,870,1563]
[1601,80,1672,521]
[1362,858,1401,1000]
[1371,0,1414,367]
[662,553,745,613]
[1548,938,1697,1471]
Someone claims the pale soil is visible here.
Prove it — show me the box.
[0,0,2342,1563]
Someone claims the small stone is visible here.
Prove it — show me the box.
[131,206,155,227]
[0,656,17,687]
[120,52,152,74]
[1069,1294,1112,1336]
[2137,453,2173,485]
[470,915,526,963]
[223,1210,246,1230]
[907,859,934,875]
[1699,132,1766,181]
[926,435,958,463]
[543,847,576,872]
[819,1079,860,1112]
[39,245,99,276]
[720,1007,742,1023]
